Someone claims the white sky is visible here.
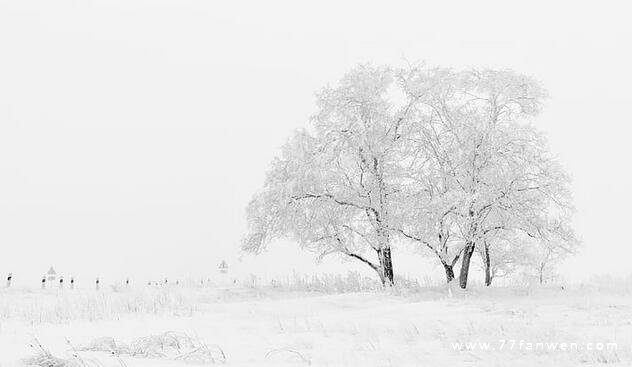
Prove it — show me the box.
[1,0,631,286]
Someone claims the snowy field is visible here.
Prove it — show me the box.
[1,281,631,366]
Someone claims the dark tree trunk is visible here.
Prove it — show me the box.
[484,242,492,286]
[459,242,475,289]
[378,247,394,286]
[442,262,455,283]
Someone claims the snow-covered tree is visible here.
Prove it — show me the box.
[243,65,417,286]
[396,65,576,288]
[528,243,567,285]
[478,232,532,286]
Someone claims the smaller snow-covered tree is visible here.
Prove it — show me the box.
[478,234,524,286]
[519,218,578,285]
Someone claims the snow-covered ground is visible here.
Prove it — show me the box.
[1,284,630,366]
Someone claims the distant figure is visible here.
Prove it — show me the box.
[59,276,64,289]
[46,267,57,283]
[95,277,100,290]
[219,260,228,274]
[175,280,179,286]
[125,278,130,287]
[164,278,168,285]
[147,281,152,286]
[70,276,75,290]
[6,273,12,288]
[41,275,46,289]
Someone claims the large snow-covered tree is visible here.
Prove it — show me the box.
[243,65,417,286]
[396,65,577,288]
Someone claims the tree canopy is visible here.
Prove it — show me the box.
[243,63,579,288]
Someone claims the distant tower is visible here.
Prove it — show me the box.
[6,273,12,288]
[46,267,57,283]
[219,260,229,274]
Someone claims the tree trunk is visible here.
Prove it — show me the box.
[459,242,475,289]
[377,247,394,286]
[483,242,492,286]
[442,262,455,283]
[539,262,545,285]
